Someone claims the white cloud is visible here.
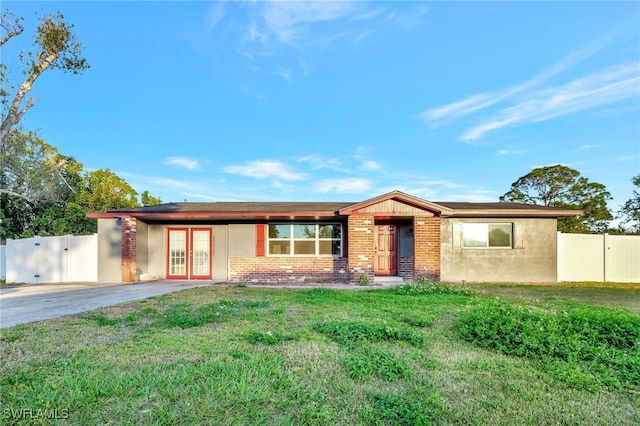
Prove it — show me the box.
[149,177,197,190]
[233,2,427,80]
[496,149,528,156]
[205,2,227,32]
[381,5,429,31]
[262,1,358,44]
[239,84,266,100]
[165,156,202,171]
[361,160,381,171]
[422,29,618,126]
[296,154,343,171]
[223,160,306,181]
[352,148,381,171]
[461,63,640,141]
[437,190,498,203]
[315,178,371,194]
[421,93,502,125]
[119,172,198,191]
[616,154,639,162]
[272,66,292,80]
[421,28,637,141]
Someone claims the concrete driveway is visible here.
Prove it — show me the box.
[0,281,210,328]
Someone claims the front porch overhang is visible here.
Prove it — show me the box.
[338,190,454,217]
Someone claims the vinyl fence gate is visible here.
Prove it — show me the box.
[557,232,640,283]
[5,234,98,284]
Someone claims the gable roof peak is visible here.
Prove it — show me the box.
[338,190,454,216]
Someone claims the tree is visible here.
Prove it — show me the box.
[0,194,34,239]
[618,174,640,234]
[0,132,162,238]
[500,165,612,233]
[0,10,89,146]
[76,169,140,213]
[0,129,89,238]
[141,190,162,206]
[0,129,78,203]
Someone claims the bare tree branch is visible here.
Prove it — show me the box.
[0,188,35,204]
[0,11,89,146]
[0,10,24,48]
[0,52,57,146]
[54,157,77,194]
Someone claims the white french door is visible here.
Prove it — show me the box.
[167,228,212,279]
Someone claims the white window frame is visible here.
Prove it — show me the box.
[462,223,513,249]
[267,223,343,257]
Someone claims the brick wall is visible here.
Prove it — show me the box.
[347,215,375,284]
[121,216,137,282]
[229,256,348,284]
[398,257,414,280]
[414,216,441,280]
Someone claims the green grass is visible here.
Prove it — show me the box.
[1,283,639,425]
[457,301,640,391]
[472,282,640,312]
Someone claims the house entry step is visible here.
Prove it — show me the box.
[373,276,405,285]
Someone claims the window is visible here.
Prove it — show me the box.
[268,223,342,256]
[462,223,512,248]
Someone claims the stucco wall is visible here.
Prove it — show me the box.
[147,224,166,278]
[441,218,558,283]
[97,218,122,282]
[228,225,256,256]
[136,220,148,277]
[145,224,229,280]
[212,225,229,280]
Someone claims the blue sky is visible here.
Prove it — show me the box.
[4,1,640,213]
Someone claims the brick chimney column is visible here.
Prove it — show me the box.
[414,216,441,281]
[121,216,137,282]
[347,215,375,284]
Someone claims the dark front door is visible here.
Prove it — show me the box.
[375,225,398,276]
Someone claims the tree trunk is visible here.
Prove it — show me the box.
[0,52,58,147]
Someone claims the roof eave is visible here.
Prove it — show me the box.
[86,211,345,220]
[448,209,583,218]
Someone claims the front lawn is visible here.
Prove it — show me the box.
[1,283,638,425]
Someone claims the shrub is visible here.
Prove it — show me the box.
[243,330,298,345]
[312,321,425,347]
[344,347,411,381]
[369,391,443,426]
[457,301,640,390]
[89,300,270,329]
[357,274,371,286]
[398,314,434,328]
[393,281,473,296]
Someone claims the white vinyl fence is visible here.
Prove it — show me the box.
[2,232,637,284]
[558,232,640,283]
[0,244,6,280]
[5,234,98,284]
